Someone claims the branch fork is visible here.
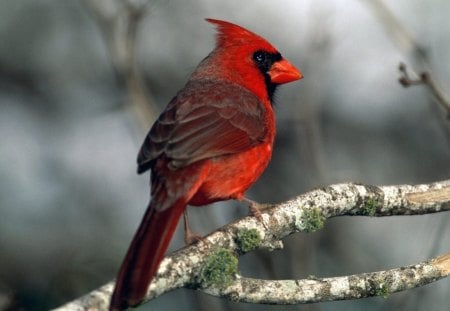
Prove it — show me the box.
[55,179,450,310]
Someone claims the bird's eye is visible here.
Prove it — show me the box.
[253,51,266,64]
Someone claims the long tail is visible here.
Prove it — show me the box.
[110,199,187,310]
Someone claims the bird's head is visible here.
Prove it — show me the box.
[194,18,302,102]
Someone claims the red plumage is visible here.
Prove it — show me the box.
[110,18,302,310]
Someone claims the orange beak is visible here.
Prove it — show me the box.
[268,58,303,84]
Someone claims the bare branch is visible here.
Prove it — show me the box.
[362,1,450,120]
[202,252,450,304]
[399,63,450,119]
[363,0,427,64]
[54,179,450,310]
[83,0,158,130]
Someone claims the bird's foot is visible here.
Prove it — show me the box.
[243,197,270,223]
[183,209,204,245]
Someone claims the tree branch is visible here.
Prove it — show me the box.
[399,63,450,119]
[363,0,427,64]
[363,1,450,120]
[202,252,450,304]
[83,0,158,130]
[54,179,450,310]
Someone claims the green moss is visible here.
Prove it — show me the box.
[374,281,390,298]
[362,197,380,216]
[302,208,325,233]
[236,228,262,252]
[200,248,238,287]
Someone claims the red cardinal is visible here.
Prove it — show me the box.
[110,18,302,310]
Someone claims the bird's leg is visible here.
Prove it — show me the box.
[242,197,270,222]
[183,209,203,245]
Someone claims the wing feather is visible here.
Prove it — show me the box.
[137,80,267,173]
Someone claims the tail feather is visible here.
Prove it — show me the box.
[110,199,187,310]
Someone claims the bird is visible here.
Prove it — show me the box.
[110,18,302,310]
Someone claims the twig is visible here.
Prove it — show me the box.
[399,63,450,119]
[83,0,158,131]
[363,0,427,64]
[363,1,450,120]
[54,179,450,310]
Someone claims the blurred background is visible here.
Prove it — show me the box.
[0,0,449,310]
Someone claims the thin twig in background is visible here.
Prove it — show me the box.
[84,0,158,131]
[54,179,450,310]
[363,0,450,122]
[363,0,427,67]
[399,63,450,119]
